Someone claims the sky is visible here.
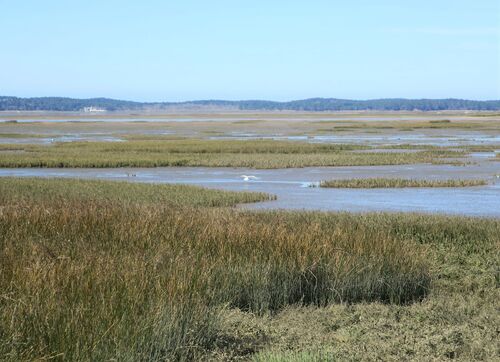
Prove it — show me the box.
[0,0,499,101]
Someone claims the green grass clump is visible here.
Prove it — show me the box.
[429,119,451,124]
[0,140,467,168]
[459,145,499,152]
[0,178,433,360]
[318,178,487,188]
[231,120,265,124]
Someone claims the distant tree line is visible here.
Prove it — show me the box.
[235,98,500,111]
[1,96,499,112]
[0,97,147,111]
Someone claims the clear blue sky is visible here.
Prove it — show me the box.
[1,0,499,101]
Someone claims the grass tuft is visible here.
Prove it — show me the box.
[317,178,488,188]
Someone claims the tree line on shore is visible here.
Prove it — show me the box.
[1,96,499,112]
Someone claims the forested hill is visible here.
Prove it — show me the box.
[1,96,499,112]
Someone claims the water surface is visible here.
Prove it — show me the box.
[1,162,498,217]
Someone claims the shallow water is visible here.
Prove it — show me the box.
[1,118,216,123]
[6,130,490,147]
[0,135,124,144]
[1,162,499,217]
[2,116,499,147]
[2,112,497,123]
[208,133,500,146]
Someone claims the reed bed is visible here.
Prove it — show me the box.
[0,177,275,207]
[312,119,500,131]
[317,178,488,188]
[0,178,435,360]
[0,133,47,138]
[0,139,466,168]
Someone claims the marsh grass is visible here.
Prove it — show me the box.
[215,211,500,360]
[122,134,189,141]
[312,119,500,131]
[429,119,451,124]
[0,178,433,360]
[317,178,488,188]
[0,177,274,207]
[459,145,499,152]
[0,133,47,138]
[231,120,265,124]
[0,140,467,168]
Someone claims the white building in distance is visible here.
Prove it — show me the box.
[82,106,106,113]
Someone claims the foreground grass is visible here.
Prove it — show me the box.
[0,139,466,168]
[1,178,498,361]
[318,178,488,188]
[0,178,432,360]
[221,213,500,361]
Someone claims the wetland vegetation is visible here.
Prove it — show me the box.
[0,115,499,360]
[318,178,488,188]
[0,177,274,207]
[0,139,467,168]
[0,178,498,360]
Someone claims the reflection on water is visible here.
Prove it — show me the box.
[1,163,499,217]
